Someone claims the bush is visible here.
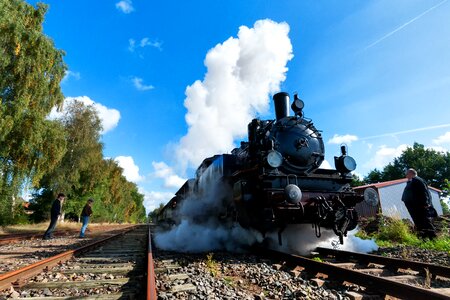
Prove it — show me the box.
[12,203,32,224]
[357,215,450,253]
[377,217,420,245]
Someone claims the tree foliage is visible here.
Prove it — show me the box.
[148,203,165,222]
[0,0,146,225]
[364,143,450,189]
[30,101,147,224]
[0,0,66,224]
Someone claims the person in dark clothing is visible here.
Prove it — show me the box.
[43,193,65,240]
[79,198,94,238]
[401,168,437,239]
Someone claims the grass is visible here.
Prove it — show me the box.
[205,253,219,277]
[223,276,235,286]
[357,216,450,253]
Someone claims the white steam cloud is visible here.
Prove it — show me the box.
[175,19,293,170]
[154,175,263,252]
[155,220,263,253]
[265,225,378,256]
[154,19,294,253]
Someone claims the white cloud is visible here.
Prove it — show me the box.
[328,134,359,145]
[175,19,293,170]
[115,156,144,183]
[62,70,80,83]
[48,96,121,134]
[128,37,162,52]
[140,38,162,50]
[363,144,408,170]
[140,188,174,213]
[426,145,448,153]
[152,161,186,189]
[115,0,134,13]
[132,77,154,91]
[433,131,450,145]
[128,39,136,52]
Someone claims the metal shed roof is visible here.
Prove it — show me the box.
[354,178,442,193]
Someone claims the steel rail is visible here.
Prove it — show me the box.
[263,248,450,300]
[315,247,450,278]
[0,225,138,291]
[147,225,158,300]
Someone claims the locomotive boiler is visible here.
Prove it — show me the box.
[159,92,362,244]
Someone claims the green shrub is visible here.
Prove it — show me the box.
[377,218,420,244]
[205,253,219,277]
[356,216,450,253]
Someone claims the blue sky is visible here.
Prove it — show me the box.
[27,0,450,212]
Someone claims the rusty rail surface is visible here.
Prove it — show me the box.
[147,225,158,300]
[315,247,450,278]
[262,248,450,300]
[0,225,138,290]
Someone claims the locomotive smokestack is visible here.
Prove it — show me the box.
[273,92,290,121]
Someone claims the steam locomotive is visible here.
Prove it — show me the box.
[158,92,362,244]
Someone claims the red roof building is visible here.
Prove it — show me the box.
[353,178,443,220]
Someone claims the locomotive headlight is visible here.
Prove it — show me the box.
[342,156,357,172]
[285,184,302,204]
[267,150,283,168]
[334,155,357,173]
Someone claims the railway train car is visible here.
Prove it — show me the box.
[158,92,363,244]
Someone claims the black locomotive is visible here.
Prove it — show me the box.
[158,92,362,244]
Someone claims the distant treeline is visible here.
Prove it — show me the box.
[0,0,146,225]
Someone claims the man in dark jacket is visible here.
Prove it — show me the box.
[79,198,94,238]
[43,193,65,240]
[401,169,437,239]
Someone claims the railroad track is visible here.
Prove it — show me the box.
[0,231,76,246]
[258,246,450,299]
[0,224,157,299]
[0,225,132,246]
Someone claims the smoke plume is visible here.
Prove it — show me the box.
[155,19,294,253]
[264,225,378,256]
[174,19,293,171]
[154,180,263,252]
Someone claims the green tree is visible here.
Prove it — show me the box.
[364,143,450,189]
[441,179,450,215]
[148,203,165,222]
[0,0,67,225]
[32,100,104,220]
[89,159,146,223]
[350,173,365,187]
